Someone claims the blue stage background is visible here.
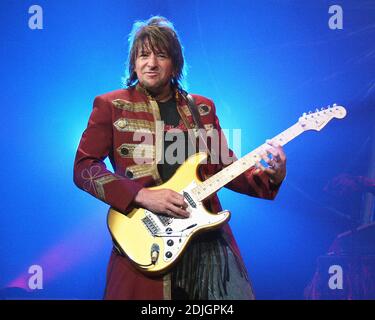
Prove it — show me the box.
[1,0,374,299]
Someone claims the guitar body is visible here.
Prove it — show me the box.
[107,152,231,274]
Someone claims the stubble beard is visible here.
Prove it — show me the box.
[140,77,171,96]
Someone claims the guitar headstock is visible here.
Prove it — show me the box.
[298,104,347,131]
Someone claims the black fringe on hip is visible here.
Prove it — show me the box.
[170,229,249,300]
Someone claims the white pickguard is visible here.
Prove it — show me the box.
[143,181,230,263]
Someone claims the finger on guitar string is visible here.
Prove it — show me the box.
[266,139,286,162]
[165,203,190,218]
[170,191,188,209]
[265,147,280,161]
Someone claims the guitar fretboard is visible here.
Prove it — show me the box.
[192,122,304,201]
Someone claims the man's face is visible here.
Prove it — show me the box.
[134,43,174,94]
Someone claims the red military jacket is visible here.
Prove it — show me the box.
[73,85,281,299]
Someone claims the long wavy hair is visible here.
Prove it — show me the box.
[123,16,187,89]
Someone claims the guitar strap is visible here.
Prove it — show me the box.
[185,94,212,158]
[185,94,204,130]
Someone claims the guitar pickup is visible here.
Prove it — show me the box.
[183,191,196,208]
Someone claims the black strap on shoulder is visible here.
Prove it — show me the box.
[184,93,213,158]
[185,94,204,130]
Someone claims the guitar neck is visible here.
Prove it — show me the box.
[192,122,304,201]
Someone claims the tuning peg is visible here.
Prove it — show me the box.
[315,108,319,112]
[333,103,337,107]
[302,112,307,117]
[308,111,312,114]
[321,107,325,110]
